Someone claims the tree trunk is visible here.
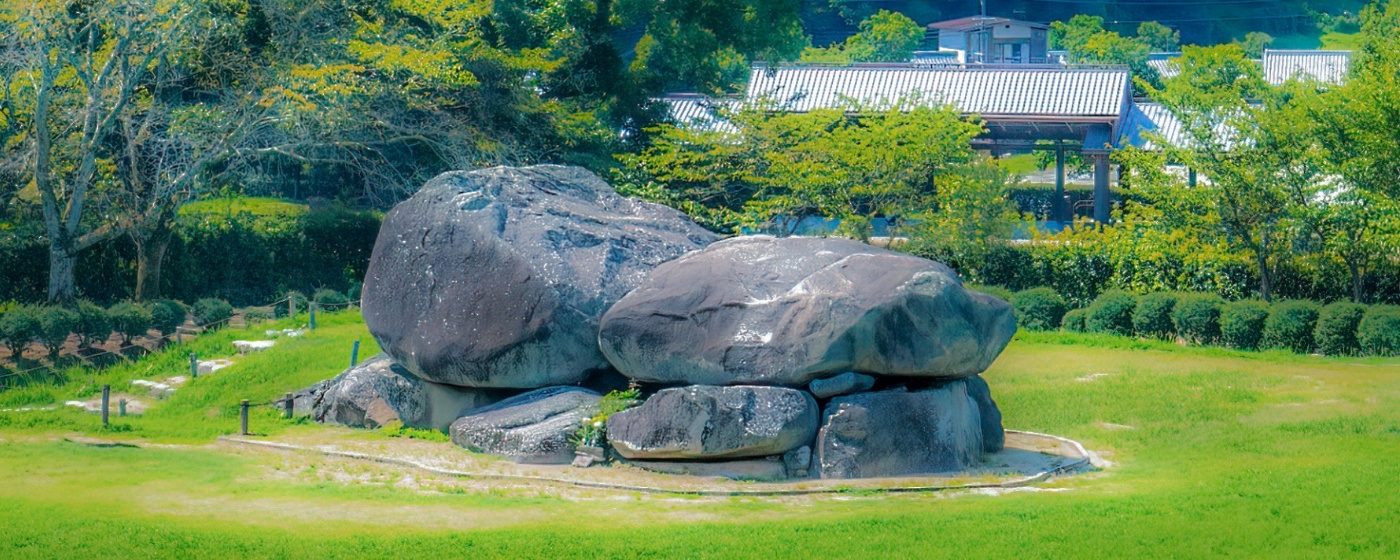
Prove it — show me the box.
[133,226,173,301]
[48,243,78,304]
[1347,260,1364,304]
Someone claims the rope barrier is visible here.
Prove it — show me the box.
[0,295,352,389]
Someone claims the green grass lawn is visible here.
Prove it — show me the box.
[0,313,1397,558]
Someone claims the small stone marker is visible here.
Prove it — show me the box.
[101,385,110,427]
[118,398,127,417]
[189,352,198,378]
[350,340,361,367]
[283,393,294,419]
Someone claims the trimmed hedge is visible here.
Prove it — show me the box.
[149,300,187,336]
[191,298,234,329]
[1358,306,1400,357]
[1133,292,1177,340]
[36,306,78,357]
[1173,293,1223,344]
[1086,290,1137,336]
[1263,300,1321,354]
[312,289,351,308]
[75,300,112,347]
[1220,300,1270,350]
[1011,287,1067,331]
[1314,302,1367,356]
[108,302,153,344]
[274,291,310,319]
[0,306,41,353]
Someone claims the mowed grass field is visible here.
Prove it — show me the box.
[0,312,1397,558]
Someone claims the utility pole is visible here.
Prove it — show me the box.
[979,0,988,64]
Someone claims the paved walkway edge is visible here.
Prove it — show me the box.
[216,430,1094,497]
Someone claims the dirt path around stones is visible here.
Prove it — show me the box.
[216,429,1099,497]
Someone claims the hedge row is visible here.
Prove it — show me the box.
[1003,287,1400,357]
[0,298,235,357]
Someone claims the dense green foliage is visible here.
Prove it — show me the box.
[1132,292,1178,340]
[1085,290,1137,337]
[1061,308,1088,333]
[1358,305,1400,356]
[107,303,153,345]
[1262,300,1322,354]
[190,299,235,329]
[1011,287,1067,331]
[149,301,188,337]
[802,10,923,63]
[1172,293,1224,344]
[1314,302,1368,356]
[1220,300,1271,350]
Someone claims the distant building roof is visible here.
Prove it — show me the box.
[928,16,1048,32]
[1147,53,1182,79]
[1121,102,1186,149]
[1262,50,1350,85]
[656,94,736,133]
[910,50,961,66]
[746,64,1130,119]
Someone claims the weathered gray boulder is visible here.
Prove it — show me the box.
[783,445,812,477]
[809,372,876,399]
[598,236,1016,387]
[362,165,716,388]
[965,375,1004,453]
[311,354,507,430]
[449,386,601,464]
[815,382,985,479]
[606,385,818,460]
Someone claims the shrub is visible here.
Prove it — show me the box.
[967,284,1014,302]
[191,298,234,329]
[274,291,309,318]
[243,308,273,324]
[312,289,351,308]
[1173,293,1223,344]
[0,306,41,354]
[1262,300,1321,354]
[1358,305,1400,357]
[1061,308,1088,332]
[1086,290,1137,337]
[1011,287,1067,331]
[1133,292,1178,340]
[107,302,153,345]
[75,300,113,347]
[1314,302,1367,356]
[36,306,79,357]
[148,300,187,336]
[1220,300,1270,350]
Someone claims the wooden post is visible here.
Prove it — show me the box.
[350,340,361,367]
[189,352,198,379]
[283,393,294,419]
[101,384,110,427]
[1092,152,1111,225]
[309,302,317,331]
[1054,140,1066,222]
[240,399,250,435]
[119,398,127,417]
[288,293,296,319]
[176,329,182,345]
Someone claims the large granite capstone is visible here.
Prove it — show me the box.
[607,385,818,460]
[598,236,1016,386]
[449,386,600,464]
[361,165,716,388]
[815,382,986,479]
[311,354,506,430]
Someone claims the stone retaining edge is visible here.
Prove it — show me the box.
[215,429,1094,497]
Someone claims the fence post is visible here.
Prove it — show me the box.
[283,393,294,419]
[309,302,317,331]
[189,352,199,379]
[176,329,182,345]
[119,398,127,417]
[288,293,296,319]
[101,384,110,427]
[240,399,250,435]
[350,340,361,367]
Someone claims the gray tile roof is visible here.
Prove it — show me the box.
[656,94,737,134]
[1262,50,1350,85]
[746,64,1131,118]
[1121,102,1186,149]
[1147,53,1181,79]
